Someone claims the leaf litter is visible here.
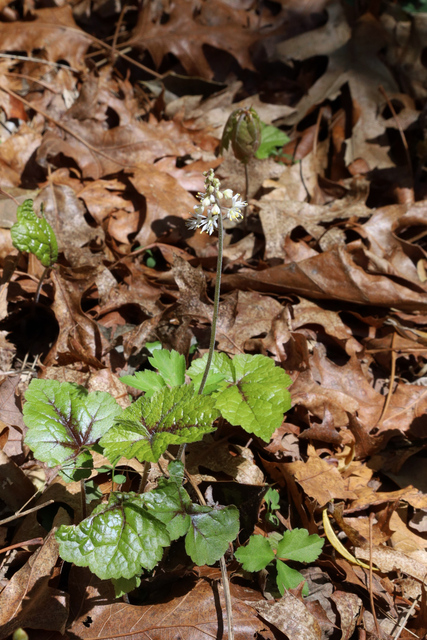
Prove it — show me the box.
[1,0,427,638]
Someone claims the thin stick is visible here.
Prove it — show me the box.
[1,537,44,555]
[0,52,79,73]
[0,500,54,526]
[369,513,382,639]
[379,85,413,181]
[392,596,419,640]
[376,330,397,426]
[220,554,234,640]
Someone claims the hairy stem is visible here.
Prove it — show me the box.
[198,205,224,395]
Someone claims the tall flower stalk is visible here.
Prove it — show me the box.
[185,169,247,640]
[186,169,246,393]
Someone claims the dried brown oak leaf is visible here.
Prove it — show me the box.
[126,0,259,79]
[0,6,91,69]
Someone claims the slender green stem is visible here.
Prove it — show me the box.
[198,204,224,396]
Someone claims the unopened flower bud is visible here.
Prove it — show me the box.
[219,107,261,164]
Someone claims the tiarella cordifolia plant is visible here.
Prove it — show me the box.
[21,172,299,605]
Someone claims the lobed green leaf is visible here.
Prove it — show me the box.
[276,559,308,596]
[276,528,324,563]
[234,535,275,572]
[120,349,185,395]
[100,384,219,463]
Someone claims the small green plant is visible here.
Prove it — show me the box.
[235,529,324,596]
[22,171,307,623]
[10,199,58,302]
[255,123,290,160]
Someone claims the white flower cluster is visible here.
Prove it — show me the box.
[186,169,247,235]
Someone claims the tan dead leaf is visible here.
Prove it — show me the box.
[221,243,427,311]
[0,124,42,179]
[46,270,105,367]
[277,12,398,170]
[331,591,362,640]
[0,374,25,457]
[257,175,371,261]
[216,291,283,355]
[284,447,357,507]
[87,369,130,409]
[37,119,195,181]
[0,6,91,69]
[0,524,69,638]
[67,571,264,639]
[0,449,36,512]
[130,165,197,246]
[186,436,264,485]
[127,0,259,79]
[356,545,427,587]
[389,511,427,554]
[348,485,425,513]
[35,182,102,268]
[253,593,322,640]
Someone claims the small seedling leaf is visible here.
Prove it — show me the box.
[23,379,122,482]
[120,349,185,395]
[100,384,219,463]
[276,528,324,563]
[234,535,275,572]
[185,504,240,566]
[56,492,170,580]
[120,370,167,396]
[11,199,58,267]
[255,123,290,159]
[276,559,308,596]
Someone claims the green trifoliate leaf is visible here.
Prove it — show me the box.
[23,379,122,482]
[120,349,185,396]
[255,123,290,159]
[120,370,166,396]
[234,535,275,572]
[276,529,324,563]
[185,504,240,566]
[148,349,186,387]
[100,384,219,463]
[219,107,261,164]
[56,492,170,580]
[276,559,308,596]
[190,353,292,441]
[11,199,58,267]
